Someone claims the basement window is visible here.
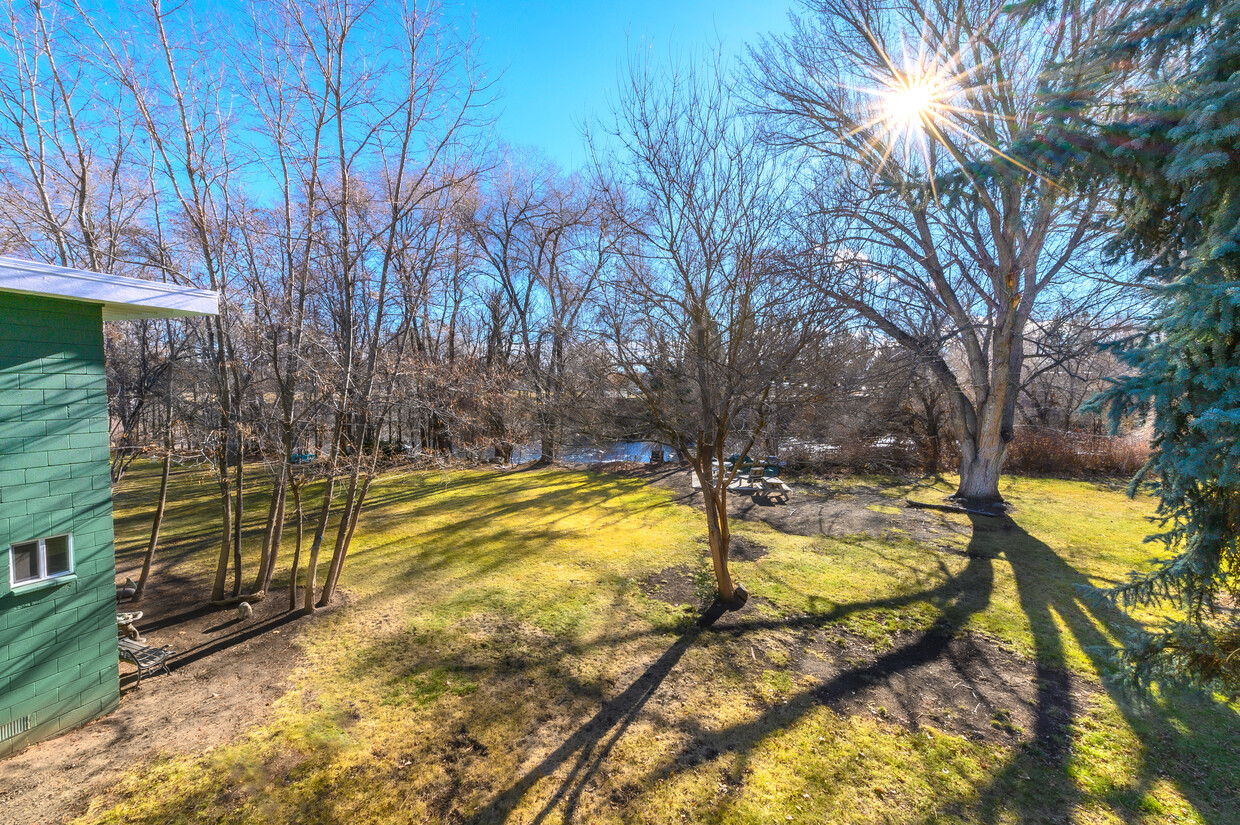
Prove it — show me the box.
[9,534,74,588]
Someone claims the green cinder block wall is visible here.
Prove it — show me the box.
[0,291,119,757]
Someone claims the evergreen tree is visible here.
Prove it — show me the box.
[1033,0,1240,693]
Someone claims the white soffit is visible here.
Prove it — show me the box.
[0,256,218,321]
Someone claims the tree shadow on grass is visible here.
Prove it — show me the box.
[961,513,1239,824]
[468,600,735,825]
[466,524,998,824]
[95,471,1239,824]
[467,512,1238,825]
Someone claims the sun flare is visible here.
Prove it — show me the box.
[883,73,939,132]
[843,31,1056,192]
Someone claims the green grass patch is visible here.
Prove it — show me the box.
[77,467,1240,825]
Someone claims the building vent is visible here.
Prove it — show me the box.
[0,714,32,741]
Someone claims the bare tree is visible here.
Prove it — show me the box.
[76,0,253,599]
[596,52,827,603]
[0,0,173,487]
[470,155,613,461]
[1018,309,1130,432]
[283,0,487,610]
[131,324,180,602]
[751,0,1121,505]
[0,0,149,271]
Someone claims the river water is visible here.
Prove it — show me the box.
[506,441,679,465]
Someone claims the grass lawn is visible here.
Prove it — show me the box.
[79,466,1240,824]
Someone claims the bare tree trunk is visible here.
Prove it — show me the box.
[691,455,738,603]
[955,417,1009,504]
[255,469,286,594]
[261,412,300,594]
[133,394,174,602]
[924,403,941,477]
[231,445,244,597]
[212,479,232,601]
[302,412,346,614]
[288,481,303,612]
[539,411,556,463]
[317,460,367,607]
[703,491,736,602]
[264,477,287,592]
[209,328,235,602]
[302,474,337,614]
[952,333,1019,504]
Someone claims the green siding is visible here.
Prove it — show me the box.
[0,292,119,757]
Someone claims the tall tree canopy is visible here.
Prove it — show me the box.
[750,0,1119,506]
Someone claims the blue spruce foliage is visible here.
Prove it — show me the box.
[1030,0,1240,693]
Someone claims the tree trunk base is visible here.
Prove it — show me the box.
[720,583,748,608]
[943,494,1010,516]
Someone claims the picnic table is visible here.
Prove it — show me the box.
[692,462,790,499]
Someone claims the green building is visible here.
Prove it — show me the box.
[0,258,216,757]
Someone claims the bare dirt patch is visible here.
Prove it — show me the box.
[0,570,331,825]
[626,466,1090,749]
[647,464,968,545]
[641,537,767,608]
[634,567,1082,748]
[697,603,1090,750]
[641,565,702,608]
[726,534,769,561]
[795,627,1084,748]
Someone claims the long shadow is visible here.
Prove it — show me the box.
[965,514,1238,824]
[469,602,732,825]
[111,465,547,573]
[468,509,1239,824]
[134,603,216,634]
[117,467,643,625]
[468,526,998,823]
[119,609,306,691]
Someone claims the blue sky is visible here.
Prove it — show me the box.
[456,0,795,170]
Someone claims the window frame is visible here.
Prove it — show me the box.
[8,533,75,589]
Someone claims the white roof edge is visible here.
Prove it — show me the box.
[0,256,219,321]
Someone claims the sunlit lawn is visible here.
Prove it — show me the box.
[80,465,1240,824]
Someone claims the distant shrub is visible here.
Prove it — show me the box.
[781,436,923,475]
[1004,426,1149,478]
[778,426,1147,480]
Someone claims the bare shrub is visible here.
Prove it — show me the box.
[1005,427,1149,478]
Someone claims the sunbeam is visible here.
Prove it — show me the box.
[847,37,1059,193]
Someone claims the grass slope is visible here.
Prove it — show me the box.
[83,467,1240,824]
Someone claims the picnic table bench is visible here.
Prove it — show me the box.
[118,637,174,685]
[757,475,792,499]
[689,465,792,499]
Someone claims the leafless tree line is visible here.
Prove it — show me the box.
[0,0,1142,605]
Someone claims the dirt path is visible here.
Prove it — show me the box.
[0,570,324,825]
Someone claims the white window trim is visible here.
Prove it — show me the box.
[9,533,75,588]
